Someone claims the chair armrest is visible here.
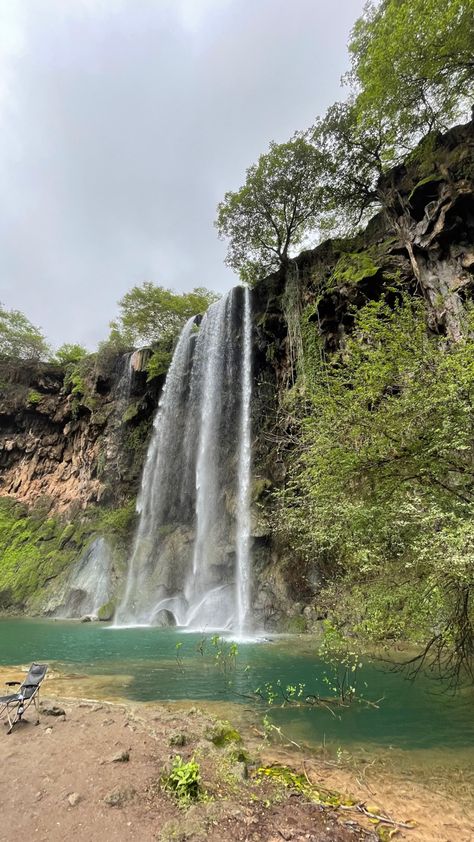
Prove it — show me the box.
[5,681,21,687]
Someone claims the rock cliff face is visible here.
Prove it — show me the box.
[0,118,472,622]
[247,117,474,628]
[0,349,160,514]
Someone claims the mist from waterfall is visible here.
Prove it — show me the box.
[115,287,253,632]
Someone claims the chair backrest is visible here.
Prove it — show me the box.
[21,663,48,697]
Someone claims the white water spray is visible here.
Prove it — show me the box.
[235,287,252,636]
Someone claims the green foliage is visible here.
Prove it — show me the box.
[53,343,88,366]
[318,621,364,705]
[27,389,42,405]
[65,368,86,397]
[110,283,219,347]
[0,303,50,361]
[348,0,473,149]
[162,756,201,806]
[311,100,386,231]
[216,136,327,284]
[276,294,474,684]
[146,340,173,382]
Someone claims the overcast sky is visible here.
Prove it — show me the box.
[0,0,365,349]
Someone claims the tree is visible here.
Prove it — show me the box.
[348,0,473,148]
[0,303,50,361]
[215,136,327,284]
[53,343,88,366]
[276,294,474,686]
[311,100,387,232]
[109,283,220,347]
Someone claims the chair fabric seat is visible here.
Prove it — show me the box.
[0,693,21,704]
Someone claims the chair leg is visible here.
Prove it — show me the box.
[34,692,40,726]
[6,706,17,735]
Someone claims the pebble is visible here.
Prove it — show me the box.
[67,792,81,807]
[110,749,130,763]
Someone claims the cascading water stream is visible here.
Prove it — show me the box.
[114,318,197,625]
[115,287,253,631]
[235,287,252,637]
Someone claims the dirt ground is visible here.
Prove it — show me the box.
[0,667,472,842]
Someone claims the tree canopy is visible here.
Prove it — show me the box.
[109,283,220,347]
[0,303,50,361]
[348,0,473,151]
[53,343,88,367]
[215,136,327,284]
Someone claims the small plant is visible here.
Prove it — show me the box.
[27,389,42,405]
[210,634,239,674]
[175,641,184,671]
[162,755,201,806]
[318,620,363,705]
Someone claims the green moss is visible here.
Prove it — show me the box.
[407,173,443,202]
[122,402,140,423]
[330,250,380,286]
[97,599,116,621]
[251,477,272,501]
[204,719,242,747]
[98,501,136,536]
[58,523,76,549]
[256,765,350,808]
[0,497,139,610]
[0,499,87,606]
[283,615,308,634]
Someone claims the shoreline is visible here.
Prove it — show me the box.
[0,665,473,841]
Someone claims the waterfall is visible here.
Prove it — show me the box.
[236,287,252,636]
[115,287,253,631]
[117,352,133,406]
[55,538,112,619]
[115,317,197,625]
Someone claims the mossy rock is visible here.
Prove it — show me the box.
[122,402,140,424]
[204,719,242,747]
[97,599,116,622]
[330,250,379,286]
[58,523,76,549]
[252,477,272,501]
[283,615,308,634]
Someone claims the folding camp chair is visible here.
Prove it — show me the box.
[0,663,48,734]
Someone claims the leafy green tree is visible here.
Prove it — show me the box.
[311,100,387,231]
[348,0,473,147]
[215,136,327,284]
[53,343,88,366]
[276,294,474,686]
[0,303,50,361]
[109,283,219,347]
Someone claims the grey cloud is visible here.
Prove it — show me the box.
[0,0,364,348]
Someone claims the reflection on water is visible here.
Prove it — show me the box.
[1,618,473,763]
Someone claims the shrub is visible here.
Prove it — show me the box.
[162,756,201,806]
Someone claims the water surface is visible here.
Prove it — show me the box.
[1,617,473,759]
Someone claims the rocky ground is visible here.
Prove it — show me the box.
[0,693,373,842]
[0,667,472,842]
